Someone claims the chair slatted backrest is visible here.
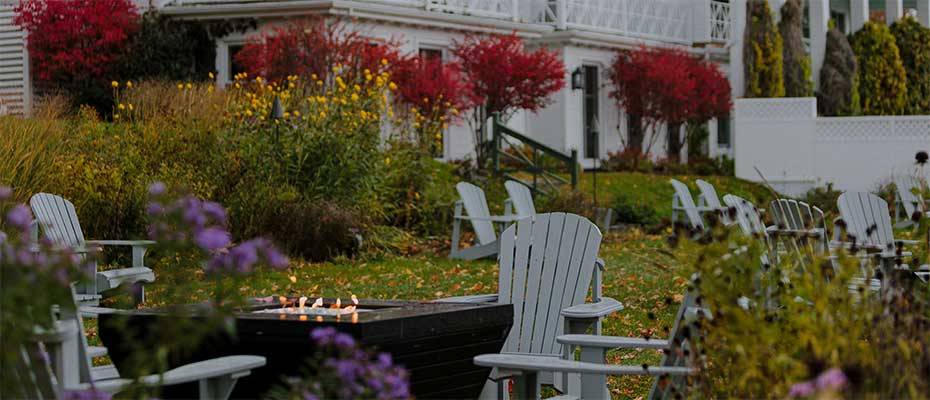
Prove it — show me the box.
[504,180,536,217]
[456,182,497,245]
[669,180,705,231]
[837,192,895,250]
[648,289,700,400]
[497,213,602,356]
[722,195,766,237]
[896,175,926,217]
[13,341,59,399]
[695,179,724,209]
[30,193,86,247]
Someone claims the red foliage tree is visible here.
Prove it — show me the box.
[609,46,731,162]
[452,33,565,165]
[14,0,138,106]
[390,55,477,154]
[234,18,400,84]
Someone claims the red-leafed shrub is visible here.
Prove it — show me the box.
[15,0,139,109]
[452,33,565,165]
[390,55,477,154]
[234,18,400,84]
[609,46,731,163]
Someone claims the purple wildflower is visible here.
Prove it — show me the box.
[0,186,12,200]
[311,327,340,346]
[148,182,167,196]
[194,227,231,251]
[6,204,32,231]
[788,381,815,398]
[262,244,289,269]
[815,368,848,391]
[63,388,112,400]
[333,332,356,349]
[202,201,227,225]
[302,393,319,400]
[230,240,259,272]
[146,202,164,216]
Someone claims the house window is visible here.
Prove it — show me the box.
[582,65,599,159]
[229,44,247,79]
[418,47,444,158]
[717,115,731,147]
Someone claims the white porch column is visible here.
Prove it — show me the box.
[886,0,903,25]
[810,0,829,89]
[850,0,869,32]
[729,0,747,98]
[918,0,930,27]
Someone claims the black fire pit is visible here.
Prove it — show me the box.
[99,298,513,399]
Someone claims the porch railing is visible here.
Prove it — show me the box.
[491,115,578,194]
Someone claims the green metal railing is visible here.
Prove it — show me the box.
[490,115,578,194]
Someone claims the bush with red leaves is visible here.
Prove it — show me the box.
[609,46,731,161]
[390,55,477,152]
[234,18,399,84]
[15,0,139,109]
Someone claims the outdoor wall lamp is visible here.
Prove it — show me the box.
[571,67,585,91]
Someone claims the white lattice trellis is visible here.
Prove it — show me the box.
[709,0,730,42]
[735,98,817,121]
[557,0,690,43]
[428,0,519,21]
[817,118,930,143]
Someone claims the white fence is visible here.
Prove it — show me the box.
[0,5,30,116]
[734,97,930,196]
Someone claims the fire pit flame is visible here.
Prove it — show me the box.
[254,295,365,317]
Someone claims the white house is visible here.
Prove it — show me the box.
[2,0,738,165]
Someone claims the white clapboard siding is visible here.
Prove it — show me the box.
[0,4,29,116]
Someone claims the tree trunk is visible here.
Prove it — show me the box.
[666,122,683,163]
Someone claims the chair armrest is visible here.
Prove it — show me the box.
[86,240,156,247]
[557,334,670,350]
[435,294,499,303]
[142,355,266,387]
[561,297,623,319]
[455,215,527,223]
[895,239,920,246]
[474,354,694,377]
[595,258,606,271]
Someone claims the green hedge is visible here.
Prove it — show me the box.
[850,21,907,115]
[890,16,930,114]
[744,0,785,98]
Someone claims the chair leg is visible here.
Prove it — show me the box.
[512,372,539,400]
[450,203,464,259]
[199,375,239,400]
[132,283,145,305]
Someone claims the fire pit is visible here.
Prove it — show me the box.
[99,297,513,399]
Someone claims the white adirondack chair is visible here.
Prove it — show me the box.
[834,192,918,257]
[695,179,731,224]
[474,288,704,400]
[15,287,266,400]
[30,193,155,305]
[450,182,524,260]
[504,180,536,218]
[767,199,828,254]
[441,213,623,399]
[669,179,706,231]
[893,175,929,228]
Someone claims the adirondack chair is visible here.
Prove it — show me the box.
[893,175,929,228]
[834,192,921,277]
[30,193,155,305]
[450,182,524,260]
[474,288,705,400]
[695,179,731,225]
[504,180,536,218]
[767,199,828,254]
[440,213,623,399]
[15,287,266,400]
[669,179,706,231]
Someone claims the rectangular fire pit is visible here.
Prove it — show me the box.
[99,298,513,399]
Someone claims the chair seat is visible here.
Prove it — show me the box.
[97,267,155,291]
[92,364,121,381]
[88,346,108,358]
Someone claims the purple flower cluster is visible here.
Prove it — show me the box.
[304,327,411,400]
[146,182,288,275]
[62,388,112,400]
[789,368,848,398]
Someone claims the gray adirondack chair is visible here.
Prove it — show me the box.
[670,179,706,231]
[441,213,622,399]
[834,192,918,257]
[893,175,929,228]
[30,193,155,305]
[474,288,704,400]
[16,286,266,399]
[450,182,524,260]
[767,199,828,254]
[504,180,536,218]
[722,194,768,238]
[695,179,730,225]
